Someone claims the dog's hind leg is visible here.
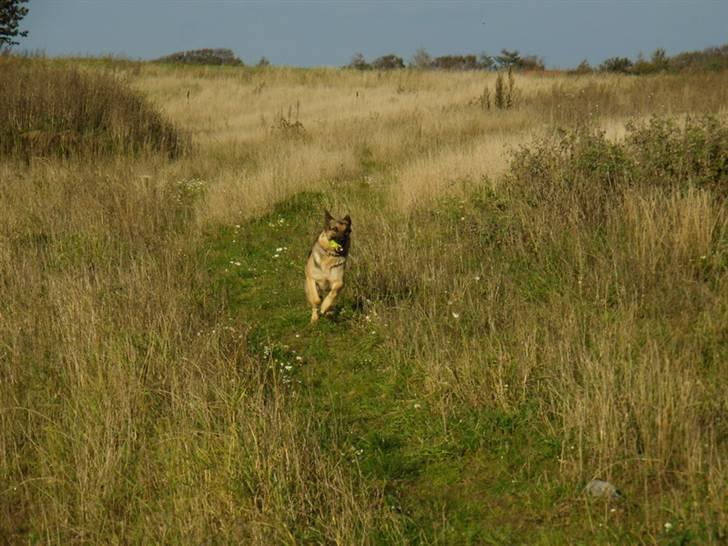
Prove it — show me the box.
[305,277,321,322]
[319,280,343,317]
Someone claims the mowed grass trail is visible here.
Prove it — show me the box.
[200,188,642,545]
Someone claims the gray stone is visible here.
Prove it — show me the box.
[584,479,622,499]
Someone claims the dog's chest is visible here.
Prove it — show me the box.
[309,250,345,280]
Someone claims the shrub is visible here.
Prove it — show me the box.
[598,56,633,73]
[0,57,186,158]
[346,52,370,70]
[669,43,728,72]
[371,54,405,70]
[432,54,480,70]
[626,116,728,196]
[506,116,727,223]
[155,48,243,66]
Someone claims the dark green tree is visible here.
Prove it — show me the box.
[372,54,405,70]
[650,48,669,71]
[496,49,522,69]
[347,52,370,70]
[0,0,29,49]
[599,56,633,73]
[478,51,496,71]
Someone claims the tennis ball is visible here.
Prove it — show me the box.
[328,240,342,250]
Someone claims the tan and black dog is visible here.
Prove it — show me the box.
[305,210,351,322]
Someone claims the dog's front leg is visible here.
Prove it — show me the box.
[305,277,321,322]
[319,280,343,317]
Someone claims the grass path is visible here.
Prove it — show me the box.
[200,190,632,545]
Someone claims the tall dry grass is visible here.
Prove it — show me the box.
[132,64,727,217]
[2,58,727,542]
[0,160,402,543]
[347,118,727,538]
[0,58,185,159]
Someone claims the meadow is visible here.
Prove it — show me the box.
[1,57,726,544]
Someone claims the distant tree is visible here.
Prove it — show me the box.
[494,49,544,71]
[496,49,522,69]
[347,52,370,70]
[372,54,405,70]
[432,54,479,70]
[630,49,668,75]
[155,48,243,66]
[669,43,728,72]
[256,56,271,68]
[409,47,432,69]
[573,59,593,74]
[650,48,669,71]
[0,0,29,49]
[599,56,633,73]
[478,51,496,71]
[519,54,545,71]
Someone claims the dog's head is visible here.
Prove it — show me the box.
[322,210,352,252]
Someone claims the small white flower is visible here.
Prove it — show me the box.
[273,254,280,259]
[414,403,421,409]
[474,275,481,281]
[295,356,303,362]
[276,247,284,252]
[451,312,460,319]
[664,522,673,531]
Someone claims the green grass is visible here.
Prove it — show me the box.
[198,189,657,545]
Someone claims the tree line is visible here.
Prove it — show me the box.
[348,48,545,71]
[576,45,728,74]
[348,44,728,73]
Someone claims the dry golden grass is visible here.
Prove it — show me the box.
[2,60,726,543]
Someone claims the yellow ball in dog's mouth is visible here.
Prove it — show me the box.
[328,240,342,250]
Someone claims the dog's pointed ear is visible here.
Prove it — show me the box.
[342,214,351,227]
[324,209,334,225]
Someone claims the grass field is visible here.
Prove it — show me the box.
[1,58,727,544]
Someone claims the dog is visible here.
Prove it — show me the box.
[305,210,352,322]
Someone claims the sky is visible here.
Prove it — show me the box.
[18,0,728,69]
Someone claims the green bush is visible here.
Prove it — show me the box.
[626,116,728,196]
[508,116,728,213]
[154,48,243,66]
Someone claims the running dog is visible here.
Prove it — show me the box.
[305,210,352,322]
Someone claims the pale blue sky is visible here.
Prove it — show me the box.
[19,1,728,68]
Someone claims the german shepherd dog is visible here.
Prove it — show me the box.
[305,210,351,322]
